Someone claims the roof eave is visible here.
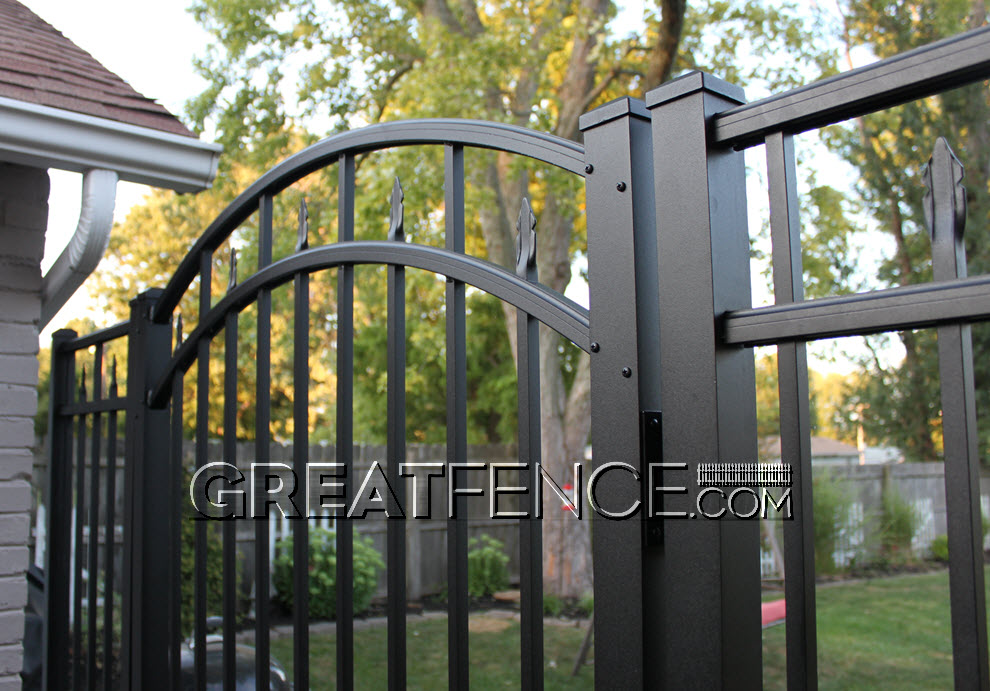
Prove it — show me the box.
[0,95,222,193]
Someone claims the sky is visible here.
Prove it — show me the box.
[20,0,212,339]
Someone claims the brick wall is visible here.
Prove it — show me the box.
[0,162,48,689]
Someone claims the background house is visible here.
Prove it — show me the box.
[760,434,905,467]
[0,0,219,684]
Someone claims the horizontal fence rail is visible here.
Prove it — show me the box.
[712,25,990,149]
[723,273,990,346]
[148,242,591,408]
[150,119,587,324]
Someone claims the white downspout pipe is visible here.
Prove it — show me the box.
[39,169,118,327]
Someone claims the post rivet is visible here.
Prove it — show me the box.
[585,164,594,174]
[590,342,600,353]
[616,181,627,192]
[621,367,632,378]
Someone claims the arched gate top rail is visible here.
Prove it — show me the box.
[148,241,591,408]
[151,118,587,324]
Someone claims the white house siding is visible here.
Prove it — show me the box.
[0,161,47,689]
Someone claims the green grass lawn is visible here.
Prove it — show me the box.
[763,569,975,690]
[270,569,980,689]
[270,617,594,689]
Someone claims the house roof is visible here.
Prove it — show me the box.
[760,435,860,459]
[0,0,195,137]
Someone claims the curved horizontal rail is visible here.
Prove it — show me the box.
[152,119,586,323]
[149,241,591,407]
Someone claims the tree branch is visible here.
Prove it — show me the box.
[372,60,416,123]
[643,0,686,91]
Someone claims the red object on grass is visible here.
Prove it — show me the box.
[761,598,786,628]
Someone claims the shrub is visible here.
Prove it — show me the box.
[877,488,917,565]
[467,535,509,597]
[812,472,853,574]
[930,534,949,562]
[577,593,594,617]
[273,528,384,620]
[180,476,225,638]
[543,593,564,617]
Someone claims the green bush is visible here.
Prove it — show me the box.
[273,528,384,620]
[812,472,853,574]
[577,593,594,617]
[930,534,949,562]
[877,488,917,565]
[543,593,564,617]
[467,535,509,597]
[180,475,225,638]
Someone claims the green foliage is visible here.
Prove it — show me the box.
[828,0,990,461]
[577,593,594,617]
[934,513,990,561]
[179,509,225,637]
[876,488,917,565]
[273,528,384,619]
[467,535,509,598]
[543,593,564,617]
[813,472,854,574]
[930,534,949,562]
[754,352,860,444]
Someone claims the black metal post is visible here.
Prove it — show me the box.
[386,177,407,691]
[646,72,761,688]
[336,152,356,691]
[580,97,659,690]
[515,197,543,691]
[925,137,990,690]
[444,143,470,690]
[120,288,174,689]
[44,328,77,691]
[256,192,274,691]
[86,348,103,691]
[292,202,311,691]
[765,131,818,689]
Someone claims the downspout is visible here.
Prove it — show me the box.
[39,168,118,327]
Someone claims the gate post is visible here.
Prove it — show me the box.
[120,288,174,688]
[644,72,762,688]
[43,328,76,691]
[580,97,660,689]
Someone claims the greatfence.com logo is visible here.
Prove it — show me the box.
[189,460,794,521]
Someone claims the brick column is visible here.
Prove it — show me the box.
[0,162,49,689]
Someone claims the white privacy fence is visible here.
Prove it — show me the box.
[760,463,990,579]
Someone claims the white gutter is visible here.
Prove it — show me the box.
[0,96,221,193]
[0,95,223,326]
[39,169,117,327]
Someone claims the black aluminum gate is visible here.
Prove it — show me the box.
[43,25,990,690]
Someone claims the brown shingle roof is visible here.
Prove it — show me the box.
[0,0,196,137]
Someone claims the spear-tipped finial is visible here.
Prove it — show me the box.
[79,365,87,399]
[388,177,404,241]
[922,136,967,244]
[110,356,118,396]
[228,248,238,291]
[515,197,537,278]
[297,198,310,252]
[175,314,184,353]
[923,137,968,282]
